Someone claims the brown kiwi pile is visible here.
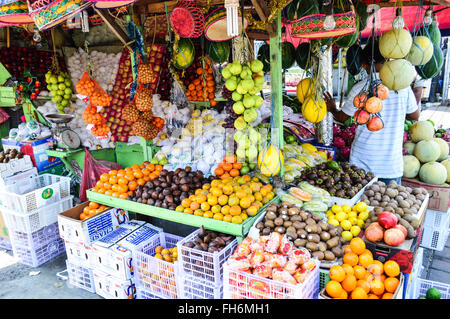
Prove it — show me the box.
[0,149,24,163]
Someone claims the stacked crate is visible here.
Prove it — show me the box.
[0,174,72,267]
[420,209,450,251]
[57,201,131,295]
[90,220,162,299]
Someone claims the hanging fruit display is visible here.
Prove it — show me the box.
[46,69,74,113]
[173,37,195,70]
[206,40,231,64]
[352,81,388,132]
[184,57,217,105]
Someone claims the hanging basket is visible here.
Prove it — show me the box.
[0,1,34,24]
[204,6,248,42]
[170,0,204,38]
[27,0,58,15]
[29,0,92,31]
[87,0,136,9]
[88,12,103,25]
[290,10,357,39]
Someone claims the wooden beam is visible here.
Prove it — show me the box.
[94,8,132,50]
[250,0,276,36]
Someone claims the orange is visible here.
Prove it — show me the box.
[231,215,243,224]
[125,173,135,181]
[214,167,224,176]
[223,215,232,223]
[229,169,240,177]
[137,178,146,186]
[370,278,385,295]
[221,205,230,215]
[384,277,400,293]
[128,181,138,191]
[336,290,348,299]
[119,193,128,199]
[368,293,379,299]
[229,205,242,216]
[221,172,230,180]
[118,178,128,185]
[341,264,355,277]
[343,252,359,267]
[325,281,344,298]
[196,194,207,203]
[218,194,229,206]
[222,163,233,172]
[350,287,368,299]
[349,237,366,255]
[100,173,109,182]
[103,182,112,190]
[381,292,394,299]
[190,202,200,211]
[96,181,104,189]
[356,279,371,294]
[359,252,374,268]
[367,260,384,276]
[342,275,357,293]
[383,260,400,277]
[213,213,224,221]
[104,190,113,196]
[343,245,353,254]
[232,162,242,170]
[329,265,346,282]
[353,265,367,280]
[133,171,144,179]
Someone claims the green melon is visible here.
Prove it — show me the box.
[356,1,368,31]
[416,42,443,80]
[442,159,450,183]
[257,43,270,73]
[432,138,450,161]
[379,58,416,91]
[379,28,412,59]
[206,40,230,63]
[406,36,433,66]
[295,42,312,70]
[414,139,441,163]
[417,18,441,46]
[403,155,421,178]
[173,38,195,69]
[419,161,447,185]
[284,0,320,21]
[282,42,295,69]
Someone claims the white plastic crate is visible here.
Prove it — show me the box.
[0,174,71,213]
[178,275,223,299]
[423,209,450,229]
[1,196,73,234]
[12,237,65,267]
[223,259,320,299]
[0,236,11,250]
[410,278,450,299]
[9,222,60,249]
[420,211,450,251]
[66,259,96,294]
[93,268,136,299]
[406,247,424,299]
[135,285,163,299]
[133,232,183,299]
[177,229,238,286]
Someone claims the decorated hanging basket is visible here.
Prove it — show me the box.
[170,0,204,38]
[88,12,103,25]
[290,10,357,39]
[29,0,92,30]
[88,0,136,9]
[0,1,34,24]
[204,6,248,42]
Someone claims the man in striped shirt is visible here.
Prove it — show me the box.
[324,39,420,185]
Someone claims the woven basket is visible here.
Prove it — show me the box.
[204,6,248,42]
[0,1,34,24]
[30,0,92,30]
[170,0,204,38]
[88,0,135,9]
[88,12,103,25]
[27,0,58,15]
[290,10,357,39]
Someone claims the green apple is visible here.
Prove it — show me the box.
[243,108,258,123]
[232,91,242,102]
[234,116,247,130]
[243,94,255,108]
[250,60,264,73]
[225,77,237,91]
[222,67,232,79]
[233,101,245,114]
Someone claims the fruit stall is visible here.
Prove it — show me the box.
[0,0,449,301]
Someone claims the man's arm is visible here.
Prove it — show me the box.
[406,109,420,121]
[323,91,351,124]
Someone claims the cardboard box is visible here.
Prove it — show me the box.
[65,240,93,265]
[92,221,162,280]
[402,178,450,213]
[93,268,136,299]
[2,137,62,172]
[58,202,129,246]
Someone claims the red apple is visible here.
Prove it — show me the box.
[377,212,398,230]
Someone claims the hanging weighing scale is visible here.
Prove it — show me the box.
[45,113,81,150]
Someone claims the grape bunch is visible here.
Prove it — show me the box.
[222,98,239,128]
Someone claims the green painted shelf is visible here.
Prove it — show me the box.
[86,189,278,240]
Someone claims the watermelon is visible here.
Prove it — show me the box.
[257,43,270,73]
[336,16,360,48]
[355,1,369,31]
[206,40,230,63]
[281,42,295,69]
[173,38,195,69]
[295,42,312,70]
[346,44,362,76]
[416,42,443,79]
[417,18,441,46]
[284,0,319,21]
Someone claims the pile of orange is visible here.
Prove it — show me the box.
[151,116,165,131]
[91,163,163,199]
[185,59,217,106]
[175,174,274,224]
[214,155,242,180]
[80,201,110,221]
[325,237,401,299]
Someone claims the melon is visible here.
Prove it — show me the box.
[419,161,447,185]
[207,40,230,63]
[257,43,270,73]
[173,38,195,69]
[414,139,441,163]
[379,59,416,91]
[379,28,412,59]
[409,120,435,142]
[417,18,441,47]
[258,144,284,177]
[432,138,450,161]
[296,77,317,103]
[403,155,421,178]
[404,141,416,155]
[346,44,362,76]
[281,42,296,69]
[301,96,327,123]
[295,42,312,70]
[416,42,444,80]
[406,36,433,66]
[441,159,450,183]
[284,0,320,21]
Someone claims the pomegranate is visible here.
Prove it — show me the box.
[364,222,384,242]
[377,211,398,229]
[395,224,408,238]
[353,109,371,125]
[367,115,384,132]
[384,228,406,246]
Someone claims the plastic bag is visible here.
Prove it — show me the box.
[76,71,110,106]
[79,148,122,201]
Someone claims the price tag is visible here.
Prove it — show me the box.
[77,94,89,102]
[86,124,94,130]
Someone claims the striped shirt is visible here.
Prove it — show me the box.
[341,76,418,178]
